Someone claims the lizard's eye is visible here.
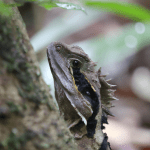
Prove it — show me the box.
[72,60,81,68]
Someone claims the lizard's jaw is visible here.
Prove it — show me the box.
[71,67,100,137]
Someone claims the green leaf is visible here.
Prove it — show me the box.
[55,2,85,12]
[0,1,12,16]
[39,2,57,10]
[85,1,150,22]
[39,1,86,13]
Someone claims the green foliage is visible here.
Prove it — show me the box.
[39,1,86,13]
[38,1,58,10]
[0,1,12,16]
[37,0,150,22]
[38,1,150,22]
[85,1,150,22]
[1,0,150,22]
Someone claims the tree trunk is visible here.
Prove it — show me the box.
[0,1,77,150]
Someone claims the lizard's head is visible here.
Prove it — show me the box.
[47,42,101,137]
[47,42,115,146]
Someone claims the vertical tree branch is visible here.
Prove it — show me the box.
[0,1,77,150]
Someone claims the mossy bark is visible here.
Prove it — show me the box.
[0,1,77,150]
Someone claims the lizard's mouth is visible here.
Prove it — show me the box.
[71,67,100,138]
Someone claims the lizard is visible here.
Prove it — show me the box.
[47,42,117,150]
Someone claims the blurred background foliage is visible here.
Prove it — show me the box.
[1,0,150,150]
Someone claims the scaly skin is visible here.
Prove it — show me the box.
[47,42,117,150]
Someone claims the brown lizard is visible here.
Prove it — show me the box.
[47,42,117,150]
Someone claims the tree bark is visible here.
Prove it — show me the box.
[0,1,77,150]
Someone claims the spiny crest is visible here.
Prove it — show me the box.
[97,68,118,117]
[92,62,97,67]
